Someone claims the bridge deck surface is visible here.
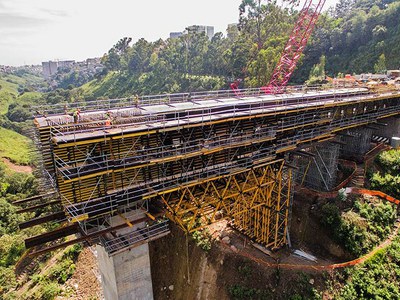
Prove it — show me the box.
[34,88,400,145]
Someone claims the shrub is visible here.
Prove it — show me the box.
[34,281,61,300]
[62,243,83,260]
[376,149,400,175]
[192,230,212,251]
[336,237,400,299]
[30,274,45,287]
[0,234,25,267]
[321,196,397,256]
[48,258,76,284]
[321,203,341,227]
[0,199,21,235]
[228,284,270,299]
[370,173,400,199]
[0,266,17,296]
[238,264,252,279]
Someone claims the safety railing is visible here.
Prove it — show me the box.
[52,88,400,222]
[33,83,358,117]
[47,87,371,144]
[100,220,170,255]
[63,146,279,220]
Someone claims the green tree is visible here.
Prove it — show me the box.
[0,199,21,235]
[102,37,132,71]
[374,53,387,73]
[306,55,326,84]
[128,38,154,74]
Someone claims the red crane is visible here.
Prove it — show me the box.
[231,0,326,95]
[263,0,326,93]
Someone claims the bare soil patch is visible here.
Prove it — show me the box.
[2,157,32,173]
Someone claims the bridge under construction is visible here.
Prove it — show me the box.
[14,84,398,299]
[22,85,400,257]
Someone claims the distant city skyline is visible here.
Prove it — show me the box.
[0,0,340,66]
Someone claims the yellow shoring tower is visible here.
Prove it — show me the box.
[151,159,292,249]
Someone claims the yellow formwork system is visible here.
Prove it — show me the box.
[154,159,291,249]
[32,88,400,250]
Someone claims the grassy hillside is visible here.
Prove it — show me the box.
[0,72,42,167]
[0,77,18,115]
[0,127,34,165]
[0,73,45,115]
[79,71,122,99]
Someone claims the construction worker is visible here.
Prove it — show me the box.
[134,94,139,108]
[105,111,112,127]
[73,108,81,123]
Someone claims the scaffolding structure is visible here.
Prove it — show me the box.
[294,142,340,191]
[30,85,400,254]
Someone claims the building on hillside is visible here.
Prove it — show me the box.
[57,60,75,69]
[42,59,104,79]
[42,60,75,78]
[42,61,58,79]
[169,32,183,39]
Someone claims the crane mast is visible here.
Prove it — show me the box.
[263,0,326,93]
[231,0,326,95]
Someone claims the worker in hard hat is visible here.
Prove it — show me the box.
[73,108,81,123]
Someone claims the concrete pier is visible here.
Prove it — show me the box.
[340,127,372,162]
[373,116,400,139]
[97,212,154,300]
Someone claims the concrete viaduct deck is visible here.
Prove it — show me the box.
[30,86,400,255]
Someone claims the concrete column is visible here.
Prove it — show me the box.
[97,243,154,300]
[97,211,154,300]
[373,116,400,139]
[300,142,340,191]
[340,127,372,162]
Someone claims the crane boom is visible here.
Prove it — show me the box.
[262,0,326,93]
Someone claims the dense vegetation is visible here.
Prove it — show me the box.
[295,0,400,81]
[370,149,400,198]
[328,235,400,299]
[0,152,39,299]
[321,194,397,256]
[0,72,84,299]
[316,150,400,299]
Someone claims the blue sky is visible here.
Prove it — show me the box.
[0,0,339,66]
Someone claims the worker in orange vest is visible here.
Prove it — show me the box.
[105,111,112,127]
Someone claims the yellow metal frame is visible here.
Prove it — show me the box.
[154,160,292,249]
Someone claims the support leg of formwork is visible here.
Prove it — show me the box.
[340,127,373,162]
[96,211,154,300]
[297,141,340,191]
